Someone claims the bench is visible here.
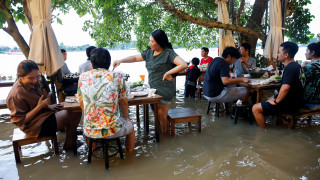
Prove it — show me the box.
[12,128,59,163]
[167,108,201,136]
[0,99,7,109]
[278,106,320,129]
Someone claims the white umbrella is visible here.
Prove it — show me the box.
[216,0,235,56]
[28,0,64,76]
[263,0,283,62]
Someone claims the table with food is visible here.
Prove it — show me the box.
[240,70,282,103]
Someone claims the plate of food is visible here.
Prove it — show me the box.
[249,81,260,85]
[131,92,148,97]
[132,80,144,88]
[131,86,144,92]
[65,97,77,103]
[268,75,282,83]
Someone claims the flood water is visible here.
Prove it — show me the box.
[0,48,320,179]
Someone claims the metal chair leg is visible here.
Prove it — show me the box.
[88,138,93,163]
[207,102,211,114]
[216,103,220,117]
[104,141,110,170]
[116,138,124,159]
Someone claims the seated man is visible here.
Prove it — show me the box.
[231,43,256,77]
[203,47,249,103]
[252,42,305,128]
[60,49,72,77]
[200,47,213,68]
[78,46,96,74]
[76,48,135,152]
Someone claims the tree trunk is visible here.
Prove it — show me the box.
[242,0,268,53]
[3,18,30,58]
[1,0,30,58]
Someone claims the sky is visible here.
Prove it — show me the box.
[0,1,319,48]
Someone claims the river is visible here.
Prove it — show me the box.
[0,47,319,179]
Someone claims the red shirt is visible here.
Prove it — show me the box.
[200,56,213,66]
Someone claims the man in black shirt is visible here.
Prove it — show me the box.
[252,42,305,128]
[203,47,249,103]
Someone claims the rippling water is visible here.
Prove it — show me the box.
[1,48,320,179]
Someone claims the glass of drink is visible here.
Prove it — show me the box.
[139,75,145,83]
[230,73,236,79]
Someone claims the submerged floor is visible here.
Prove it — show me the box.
[0,88,320,180]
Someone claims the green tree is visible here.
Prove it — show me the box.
[0,0,71,57]
[79,0,314,52]
[0,0,315,57]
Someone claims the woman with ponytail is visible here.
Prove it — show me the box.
[113,30,187,134]
[6,60,81,149]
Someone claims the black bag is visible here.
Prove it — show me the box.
[60,73,79,96]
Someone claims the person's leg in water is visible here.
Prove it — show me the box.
[158,103,170,134]
[184,83,191,97]
[125,122,135,152]
[252,103,266,128]
[190,85,196,98]
[55,109,81,149]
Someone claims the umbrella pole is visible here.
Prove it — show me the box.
[49,76,57,104]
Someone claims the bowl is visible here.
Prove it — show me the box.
[248,69,267,78]
[146,88,156,96]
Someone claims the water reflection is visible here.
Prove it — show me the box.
[0,81,320,179]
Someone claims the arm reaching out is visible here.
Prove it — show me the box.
[113,54,144,70]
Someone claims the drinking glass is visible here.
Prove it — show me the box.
[139,75,145,83]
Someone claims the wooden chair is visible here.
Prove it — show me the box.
[167,108,201,136]
[87,137,124,170]
[278,106,320,129]
[12,128,59,163]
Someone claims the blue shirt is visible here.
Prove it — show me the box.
[232,57,256,77]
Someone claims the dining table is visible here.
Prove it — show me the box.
[240,79,281,103]
[63,94,163,143]
[0,78,15,87]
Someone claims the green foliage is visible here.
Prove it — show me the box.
[285,0,314,44]
[254,52,269,67]
[0,0,316,53]
[78,0,221,51]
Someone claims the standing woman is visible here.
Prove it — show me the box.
[6,60,81,149]
[113,30,187,134]
[303,42,320,103]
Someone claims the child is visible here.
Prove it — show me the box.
[185,58,201,98]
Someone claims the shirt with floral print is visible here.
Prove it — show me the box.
[76,68,127,138]
[303,60,320,103]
